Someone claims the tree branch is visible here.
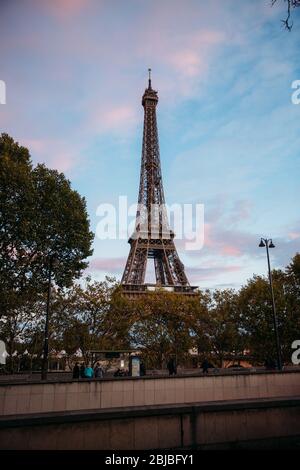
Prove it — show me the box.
[272,0,300,30]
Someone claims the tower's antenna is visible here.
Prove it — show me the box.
[148,68,152,89]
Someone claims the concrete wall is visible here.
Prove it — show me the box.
[1,370,299,416]
[0,398,299,449]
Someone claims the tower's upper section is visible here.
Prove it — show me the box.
[142,68,158,107]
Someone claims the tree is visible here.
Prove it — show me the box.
[208,289,246,367]
[0,294,45,371]
[272,0,300,30]
[62,321,91,364]
[190,289,247,367]
[286,252,300,285]
[50,277,132,364]
[0,134,94,319]
[130,291,200,369]
[283,253,300,358]
[238,267,300,364]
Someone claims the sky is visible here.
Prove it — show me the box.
[0,0,299,290]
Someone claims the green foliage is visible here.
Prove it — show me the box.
[238,275,277,363]
[287,252,300,286]
[55,277,132,356]
[238,265,300,364]
[129,290,201,368]
[0,134,94,318]
[188,289,247,367]
[44,277,131,364]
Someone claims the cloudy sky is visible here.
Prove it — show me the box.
[0,0,299,289]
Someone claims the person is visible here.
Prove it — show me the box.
[94,362,104,379]
[80,363,86,379]
[201,358,210,374]
[140,361,146,377]
[114,368,122,377]
[84,363,94,379]
[265,357,276,370]
[167,357,177,376]
[72,362,80,379]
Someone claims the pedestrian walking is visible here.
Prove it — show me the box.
[201,358,210,374]
[167,357,177,376]
[140,361,146,376]
[84,364,94,379]
[72,362,80,379]
[94,362,104,378]
[80,363,86,379]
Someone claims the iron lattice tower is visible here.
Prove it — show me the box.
[121,70,197,296]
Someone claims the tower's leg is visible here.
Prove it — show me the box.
[165,248,189,285]
[160,248,176,285]
[154,252,166,285]
[121,239,148,285]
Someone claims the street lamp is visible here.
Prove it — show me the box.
[41,254,57,380]
[259,238,282,370]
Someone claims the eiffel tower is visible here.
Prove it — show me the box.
[121,70,197,297]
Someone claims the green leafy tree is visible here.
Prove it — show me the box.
[210,289,247,367]
[49,277,132,364]
[62,321,91,363]
[130,291,201,369]
[286,252,300,286]
[0,134,94,319]
[191,289,247,367]
[283,253,300,359]
[238,266,300,364]
[0,296,44,371]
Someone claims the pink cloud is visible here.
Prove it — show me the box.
[227,200,252,224]
[22,139,45,154]
[51,150,77,173]
[89,257,126,273]
[166,30,225,76]
[88,105,138,134]
[104,106,137,129]
[176,199,257,259]
[194,30,225,45]
[41,0,91,19]
[187,264,241,282]
[204,223,214,248]
[169,50,206,78]
[288,232,300,240]
[204,227,257,259]
[21,138,80,173]
[221,245,242,257]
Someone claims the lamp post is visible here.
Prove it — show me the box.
[259,238,282,370]
[41,254,56,380]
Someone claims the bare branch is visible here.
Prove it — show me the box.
[272,0,300,30]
